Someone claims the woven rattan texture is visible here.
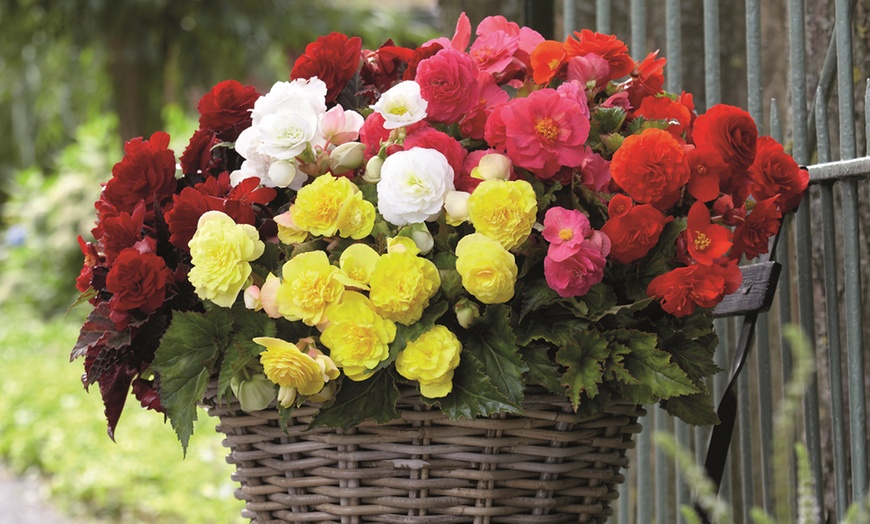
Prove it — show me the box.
[205,387,644,523]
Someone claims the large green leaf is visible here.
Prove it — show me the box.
[618,330,698,400]
[661,392,720,426]
[515,313,588,347]
[556,329,610,406]
[520,343,564,395]
[310,370,400,429]
[217,306,277,399]
[440,351,522,419]
[153,309,233,454]
[518,278,562,322]
[465,304,527,405]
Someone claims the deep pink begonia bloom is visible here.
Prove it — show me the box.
[470,31,519,75]
[415,48,480,125]
[496,88,590,179]
[544,237,610,298]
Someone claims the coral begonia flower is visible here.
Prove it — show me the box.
[542,206,592,261]
[731,196,781,260]
[686,146,727,203]
[530,40,567,85]
[685,201,732,265]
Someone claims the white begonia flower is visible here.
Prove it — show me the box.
[251,79,328,125]
[319,106,365,146]
[257,99,320,160]
[371,81,428,130]
[377,147,455,226]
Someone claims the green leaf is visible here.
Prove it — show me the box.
[310,371,400,429]
[520,343,564,395]
[617,330,698,400]
[440,350,522,419]
[465,304,527,405]
[217,306,277,399]
[515,313,589,348]
[153,309,233,454]
[569,283,619,320]
[663,333,721,384]
[556,328,610,406]
[518,278,562,321]
[437,268,464,301]
[603,341,636,384]
[661,392,720,426]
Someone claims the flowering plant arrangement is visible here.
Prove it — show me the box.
[72,14,808,452]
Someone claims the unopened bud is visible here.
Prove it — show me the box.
[363,155,384,183]
[454,298,481,329]
[230,373,276,412]
[329,142,366,175]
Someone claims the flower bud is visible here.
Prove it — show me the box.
[244,285,261,310]
[230,373,276,412]
[399,223,434,255]
[307,381,337,403]
[363,155,384,183]
[454,298,481,328]
[268,160,300,188]
[277,385,298,408]
[329,142,366,175]
[470,153,512,181]
[444,190,471,226]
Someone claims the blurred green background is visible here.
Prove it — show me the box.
[0,1,442,521]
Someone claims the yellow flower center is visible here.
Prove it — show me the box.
[694,231,711,251]
[548,57,561,71]
[535,117,560,142]
[559,228,574,241]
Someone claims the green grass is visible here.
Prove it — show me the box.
[0,304,246,523]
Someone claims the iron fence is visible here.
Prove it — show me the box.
[548,0,870,521]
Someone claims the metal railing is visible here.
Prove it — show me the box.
[549,0,870,521]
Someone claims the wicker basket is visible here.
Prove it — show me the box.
[204,385,644,523]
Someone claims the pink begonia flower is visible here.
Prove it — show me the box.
[567,54,611,87]
[555,81,592,119]
[319,105,364,146]
[470,31,520,75]
[579,149,612,191]
[425,11,471,51]
[460,72,510,140]
[476,16,544,55]
[359,111,391,161]
[415,49,480,125]
[543,237,611,298]
[495,88,590,179]
[542,207,592,262]
[601,91,632,110]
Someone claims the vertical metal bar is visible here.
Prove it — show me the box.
[665,0,682,92]
[596,0,611,34]
[655,407,671,524]
[637,413,652,523]
[563,0,576,39]
[675,420,690,524]
[815,87,849,520]
[835,0,867,506]
[617,482,630,524]
[745,0,763,130]
[703,0,721,108]
[776,214,795,523]
[788,0,825,515]
[631,0,647,55]
[738,371,753,522]
[835,0,857,158]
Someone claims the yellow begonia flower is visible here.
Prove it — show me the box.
[290,174,357,237]
[274,210,309,244]
[386,235,420,255]
[275,251,344,326]
[188,211,265,308]
[369,250,440,325]
[255,337,325,398]
[336,191,376,239]
[395,325,462,398]
[335,243,380,289]
[467,179,538,250]
[455,233,518,304]
[320,291,396,381]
